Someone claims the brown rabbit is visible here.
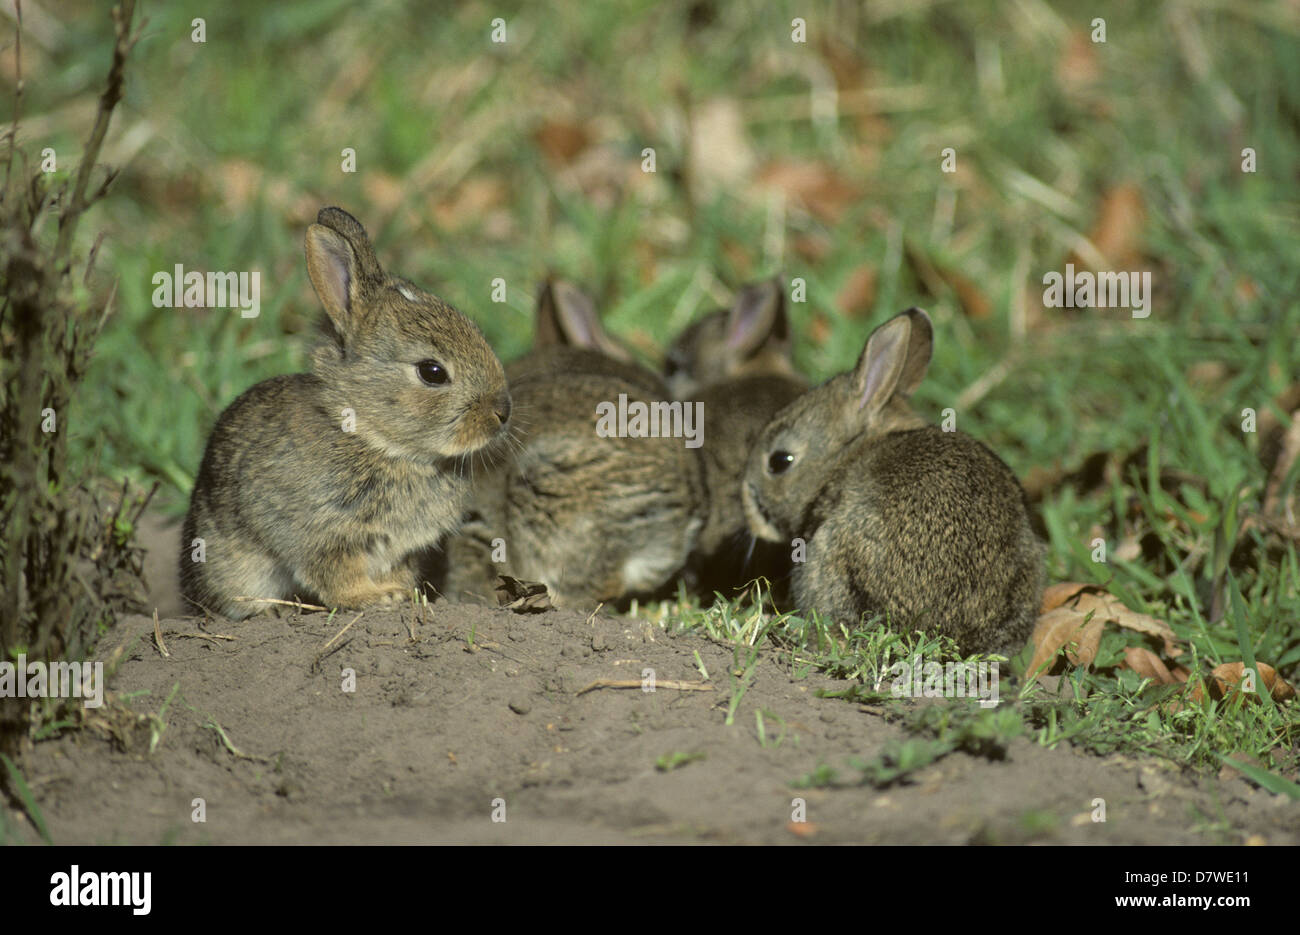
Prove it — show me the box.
[180,207,512,619]
[665,278,808,598]
[742,308,1044,655]
[441,280,704,608]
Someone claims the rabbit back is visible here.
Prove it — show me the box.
[793,425,1044,655]
[446,369,705,607]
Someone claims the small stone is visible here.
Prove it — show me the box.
[591,631,609,651]
[508,699,531,716]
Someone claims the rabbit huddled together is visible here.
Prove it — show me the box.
[181,206,1044,654]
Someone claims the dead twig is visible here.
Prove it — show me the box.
[152,608,168,657]
[232,595,328,613]
[577,678,713,696]
[312,612,363,672]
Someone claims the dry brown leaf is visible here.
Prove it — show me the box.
[904,244,991,320]
[361,172,405,215]
[720,238,753,280]
[1040,581,1092,613]
[533,120,592,167]
[786,820,820,838]
[1120,646,1179,685]
[1069,590,1180,655]
[1075,183,1145,270]
[792,233,833,264]
[1056,30,1100,97]
[216,159,263,213]
[1028,606,1106,677]
[432,176,508,231]
[1184,360,1232,392]
[1030,584,1182,679]
[836,265,877,319]
[754,161,861,225]
[1203,662,1295,702]
[806,311,832,347]
[495,576,554,614]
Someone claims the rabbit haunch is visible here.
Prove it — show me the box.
[594,394,703,449]
[180,207,511,619]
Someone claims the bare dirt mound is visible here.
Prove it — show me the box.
[7,514,1296,845]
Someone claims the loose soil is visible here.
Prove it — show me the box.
[5,511,1295,845]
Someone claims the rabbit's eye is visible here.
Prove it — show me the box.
[416,359,449,386]
[768,450,795,475]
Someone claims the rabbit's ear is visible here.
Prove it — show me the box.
[852,308,931,415]
[305,208,385,342]
[535,279,631,361]
[725,277,789,358]
[894,307,933,397]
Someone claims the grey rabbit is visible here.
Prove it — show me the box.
[742,307,1044,655]
[180,206,512,619]
[441,279,704,608]
[664,278,808,597]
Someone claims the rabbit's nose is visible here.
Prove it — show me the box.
[492,392,512,426]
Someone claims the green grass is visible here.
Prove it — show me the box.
[27,0,1300,784]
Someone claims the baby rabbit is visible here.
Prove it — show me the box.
[664,276,802,398]
[180,207,512,619]
[442,280,704,608]
[742,308,1044,655]
[664,278,808,598]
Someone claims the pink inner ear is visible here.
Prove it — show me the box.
[310,231,354,315]
[726,306,758,350]
[857,329,904,411]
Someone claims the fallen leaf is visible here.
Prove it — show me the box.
[432,176,508,231]
[904,243,991,320]
[786,820,820,838]
[1030,584,1181,679]
[720,238,753,280]
[362,171,405,215]
[835,265,877,319]
[1068,589,1180,655]
[1193,661,1295,703]
[792,233,832,264]
[1120,646,1179,685]
[1056,30,1100,97]
[806,311,832,347]
[754,160,861,225]
[1028,606,1106,676]
[533,119,592,167]
[1073,183,1146,270]
[495,576,554,613]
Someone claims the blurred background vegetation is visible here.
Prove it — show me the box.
[7,1,1299,669]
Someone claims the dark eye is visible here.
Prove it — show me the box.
[768,450,795,475]
[416,359,449,386]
